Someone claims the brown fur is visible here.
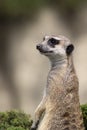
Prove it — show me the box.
[31,36,85,130]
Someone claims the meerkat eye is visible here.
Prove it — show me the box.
[48,38,60,47]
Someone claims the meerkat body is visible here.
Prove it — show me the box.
[31,35,84,130]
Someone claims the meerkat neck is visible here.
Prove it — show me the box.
[49,57,68,69]
[49,55,75,76]
[67,55,76,73]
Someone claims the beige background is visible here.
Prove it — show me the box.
[0,8,87,116]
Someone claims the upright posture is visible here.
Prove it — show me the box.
[31,35,84,130]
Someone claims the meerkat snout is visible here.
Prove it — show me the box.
[36,44,42,51]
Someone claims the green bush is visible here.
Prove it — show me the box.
[81,104,87,130]
[0,105,87,130]
[0,111,32,130]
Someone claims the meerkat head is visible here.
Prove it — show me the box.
[36,35,74,61]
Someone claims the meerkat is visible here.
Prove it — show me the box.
[31,35,85,130]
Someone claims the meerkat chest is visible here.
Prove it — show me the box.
[47,67,67,89]
[46,69,67,102]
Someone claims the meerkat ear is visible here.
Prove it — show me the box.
[66,44,74,55]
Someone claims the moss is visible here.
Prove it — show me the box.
[81,104,87,130]
[0,110,32,130]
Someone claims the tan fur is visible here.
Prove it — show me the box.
[31,35,85,130]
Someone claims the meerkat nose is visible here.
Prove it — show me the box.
[36,44,42,50]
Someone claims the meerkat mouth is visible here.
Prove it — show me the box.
[39,49,53,54]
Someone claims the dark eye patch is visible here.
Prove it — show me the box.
[48,38,60,47]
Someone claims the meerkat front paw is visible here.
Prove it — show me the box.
[31,125,37,130]
[31,127,36,130]
[31,120,39,130]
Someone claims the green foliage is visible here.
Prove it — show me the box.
[0,111,32,130]
[0,0,45,16]
[7,126,25,130]
[0,0,87,16]
[0,105,87,130]
[81,104,87,130]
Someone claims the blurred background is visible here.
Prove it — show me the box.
[0,0,87,116]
